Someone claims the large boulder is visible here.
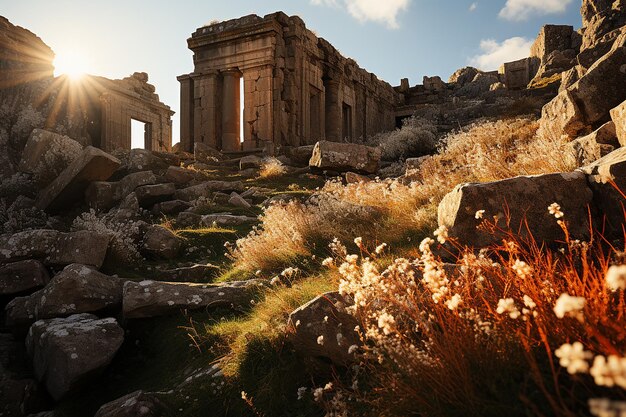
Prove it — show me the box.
[611,100,626,146]
[580,147,626,236]
[141,225,182,259]
[5,264,124,328]
[287,292,360,366]
[25,314,124,400]
[122,279,267,319]
[0,259,49,296]
[239,155,262,170]
[568,121,618,166]
[94,390,170,417]
[18,129,83,186]
[538,89,588,141]
[438,172,594,248]
[164,166,202,185]
[0,230,111,268]
[36,146,121,212]
[174,181,244,201]
[309,141,380,174]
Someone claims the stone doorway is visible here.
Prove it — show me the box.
[131,118,151,149]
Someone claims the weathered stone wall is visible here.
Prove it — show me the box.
[178,12,399,153]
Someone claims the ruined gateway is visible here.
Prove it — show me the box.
[177,12,399,153]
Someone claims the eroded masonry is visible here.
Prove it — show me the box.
[177,12,399,153]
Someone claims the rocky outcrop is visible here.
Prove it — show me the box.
[287,292,360,366]
[438,172,593,248]
[578,0,626,69]
[36,146,121,212]
[539,33,626,141]
[0,259,49,296]
[25,314,124,400]
[0,229,111,268]
[611,100,626,146]
[309,141,381,174]
[122,279,267,319]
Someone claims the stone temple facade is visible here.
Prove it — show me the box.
[177,12,399,153]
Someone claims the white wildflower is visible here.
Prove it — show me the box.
[297,387,307,400]
[496,298,521,319]
[313,387,324,402]
[354,237,363,248]
[374,243,387,254]
[317,335,325,346]
[445,294,462,311]
[553,293,585,320]
[555,342,593,374]
[433,225,449,245]
[322,257,334,267]
[605,265,626,292]
[590,355,626,389]
[348,344,358,354]
[377,311,395,335]
[475,210,485,219]
[548,202,564,219]
[512,259,532,280]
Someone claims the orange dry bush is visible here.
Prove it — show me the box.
[327,218,625,417]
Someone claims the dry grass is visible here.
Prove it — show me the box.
[258,157,287,179]
[323,220,626,417]
[232,117,577,273]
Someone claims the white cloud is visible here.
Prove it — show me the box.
[311,0,410,29]
[469,2,478,12]
[499,0,574,21]
[469,37,533,70]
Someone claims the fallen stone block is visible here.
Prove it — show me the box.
[36,146,121,213]
[239,155,262,170]
[141,225,182,259]
[122,279,267,318]
[438,172,593,248]
[18,129,83,186]
[0,260,49,296]
[309,141,381,174]
[174,181,245,201]
[5,264,124,329]
[135,183,176,208]
[154,264,219,282]
[0,230,111,268]
[539,89,588,141]
[228,192,251,208]
[152,200,192,216]
[611,100,626,146]
[194,143,223,163]
[94,390,169,417]
[26,314,124,400]
[287,292,360,366]
[165,166,202,185]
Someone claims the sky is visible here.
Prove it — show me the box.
[1,0,583,144]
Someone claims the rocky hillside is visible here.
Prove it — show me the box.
[0,1,626,416]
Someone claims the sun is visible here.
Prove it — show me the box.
[53,50,89,80]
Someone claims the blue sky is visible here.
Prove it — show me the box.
[1,0,583,143]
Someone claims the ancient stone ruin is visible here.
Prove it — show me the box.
[177,12,399,153]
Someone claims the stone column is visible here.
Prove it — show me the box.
[324,79,341,142]
[221,69,242,152]
[177,74,194,152]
